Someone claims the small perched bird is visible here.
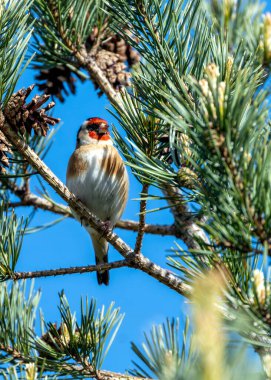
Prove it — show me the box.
[66,117,129,285]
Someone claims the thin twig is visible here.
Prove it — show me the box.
[134,183,149,254]
[12,260,128,280]
[9,191,72,216]
[117,219,177,236]
[0,118,191,297]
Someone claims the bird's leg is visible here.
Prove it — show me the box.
[100,219,113,237]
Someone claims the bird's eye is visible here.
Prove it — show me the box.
[86,123,99,131]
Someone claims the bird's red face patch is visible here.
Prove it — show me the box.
[89,130,110,140]
[86,117,110,140]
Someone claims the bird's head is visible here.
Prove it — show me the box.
[76,117,111,147]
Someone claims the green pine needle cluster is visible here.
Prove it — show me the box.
[0,204,27,281]
[0,281,123,379]
[0,0,33,107]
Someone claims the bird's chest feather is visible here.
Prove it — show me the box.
[66,145,128,222]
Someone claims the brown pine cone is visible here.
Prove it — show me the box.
[35,66,85,103]
[0,130,12,174]
[102,33,140,66]
[4,85,60,137]
[95,49,131,90]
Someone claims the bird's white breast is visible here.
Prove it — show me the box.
[66,144,128,225]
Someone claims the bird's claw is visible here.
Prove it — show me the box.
[100,220,113,236]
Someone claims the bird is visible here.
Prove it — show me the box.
[66,117,129,285]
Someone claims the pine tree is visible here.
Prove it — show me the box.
[0,0,271,378]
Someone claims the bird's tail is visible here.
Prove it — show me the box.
[90,233,109,285]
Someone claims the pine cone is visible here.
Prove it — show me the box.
[88,29,140,96]
[38,323,65,359]
[102,33,140,66]
[35,28,140,101]
[0,130,12,174]
[94,49,131,95]
[39,323,87,358]
[40,323,70,352]
[36,0,140,101]
[4,84,60,137]
[35,66,85,103]
[177,167,199,190]
[126,45,141,66]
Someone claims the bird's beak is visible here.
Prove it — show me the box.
[98,123,108,134]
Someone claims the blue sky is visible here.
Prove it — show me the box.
[12,1,271,375]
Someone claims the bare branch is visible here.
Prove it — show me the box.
[10,191,72,216]
[117,219,177,235]
[12,260,128,280]
[0,117,191,297]
[5,183,177,236]
[134,183,149,254]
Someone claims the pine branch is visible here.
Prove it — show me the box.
[0,283,129,378]
[7,184,72,216]
[0,114,191,297]
[12,260,128,280]
[74,47,122,108]
[0,344,152,380]
[134,183,149,254]
[116,219,177,236]
[0,344,25,361]
[164,185,209,250]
